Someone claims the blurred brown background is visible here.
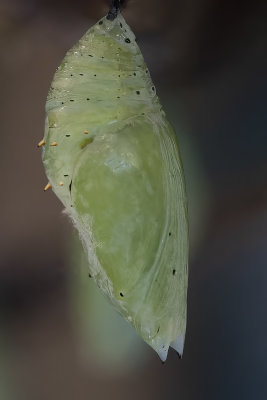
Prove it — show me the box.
[0,0,266,399]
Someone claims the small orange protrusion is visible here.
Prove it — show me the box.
[84,130,89,134]
[44,182,52,191]
[37,139,46,148]
[59,181,64,186]
[50,141,57,146]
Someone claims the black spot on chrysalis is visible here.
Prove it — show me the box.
[120,292,124,297]
[125,38,131,43]
[136,91,140,95]
[69,180,72,193]
[172,269,176,276]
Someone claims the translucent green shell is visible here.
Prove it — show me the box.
[43,13,188,362]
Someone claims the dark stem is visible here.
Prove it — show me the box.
[106,0,125,21]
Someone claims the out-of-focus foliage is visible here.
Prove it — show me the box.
[0,331,8,399]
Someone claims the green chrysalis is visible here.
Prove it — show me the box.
[41,11,188,362]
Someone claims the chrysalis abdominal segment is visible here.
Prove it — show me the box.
[42,13,188,362]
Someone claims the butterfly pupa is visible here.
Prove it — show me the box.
[41,10,189,362]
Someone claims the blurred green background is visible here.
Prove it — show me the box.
[0,0,266,399]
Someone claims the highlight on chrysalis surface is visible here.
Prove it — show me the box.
[41,0,189,363]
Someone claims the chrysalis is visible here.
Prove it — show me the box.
[41,10,188,362]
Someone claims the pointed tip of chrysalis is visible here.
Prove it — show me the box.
[170,334,185,359]
[156,334,184,362]
[157,345,169,363]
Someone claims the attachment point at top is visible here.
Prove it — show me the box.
[107,0,125,21]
